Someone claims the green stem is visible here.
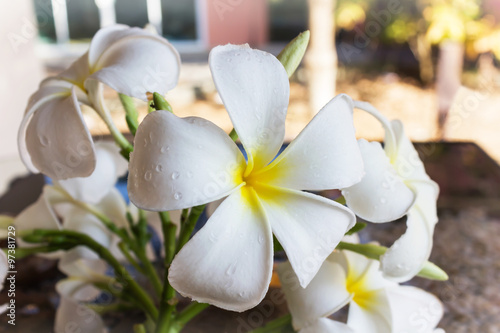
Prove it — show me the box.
[229,128,238,141]
[119,93,139,136]
[175,302,209,327]
[155,211,179,333]
[31,229,158,320]
[118,241,145,274]
[248,314,292,333]
[176,205,205,253]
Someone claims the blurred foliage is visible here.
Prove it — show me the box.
[335,0,500,81]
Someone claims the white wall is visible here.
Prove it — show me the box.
[0,0,44,195]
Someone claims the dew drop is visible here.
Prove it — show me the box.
[156,164,163,172]
[160,146,170,153]
[173,192,183,200]
[149,131,154,143]
[238,291,246,298]
[39,135,49,147]
[258,235,264,244]
[209,232,218,243]
[144,171,152,181]
[225,264,236,276]
[143,139,148,147]
[171,171,180,180]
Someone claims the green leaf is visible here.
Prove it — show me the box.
[273,235,284,252]
[277,30,310,78]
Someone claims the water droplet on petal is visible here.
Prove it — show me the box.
[225,264,237,276]
[156,164,163,172]
[171,171,180,180]
[39,135,49,147]
[258,235,264,244]
[173,192,182,200]
[144,171,152,181]
[160,146,169,153]
[143,139,148,147]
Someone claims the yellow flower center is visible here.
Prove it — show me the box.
[345,267,378,309]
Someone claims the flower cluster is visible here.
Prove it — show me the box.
[1,25,446,333]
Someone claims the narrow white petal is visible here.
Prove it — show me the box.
[63,208,111,249]
[168,187,273,312]
[57,142,125,204]
[387,286,444,333]
[55,297,107,333]
[257,94,363,190]
[24,87,96,179]
[342,139,414,222]
[258,185,355,287]
[209,44,289,170]
[347,290,392,333]
[129,111,245,211]
[300,318,355,333]
[88,26,180,100]
[381,181,439,282]
[278,261,351,331]
[391,120,432,181]
[353,100,397,160]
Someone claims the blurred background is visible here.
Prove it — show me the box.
[1,0,500,331]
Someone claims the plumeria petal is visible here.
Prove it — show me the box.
[278,260,351,331]
[86,25,180,100]
[209,44,289,171]
[254,94,364,191]
[24,87,96,179]
[168,187,273,312]
[353,100,397,160]
[343,250,394,291]
[57,142,127,204]
[14,186,62,249]
[128,110,246,211]
[257,185,355,287]
[342,139,415,222]
[387,286,444,333]
[347,291,392,333]
[55,297,107,333]
[300,318,355,333]
[381,181,439,282]
[391,120,430,181]
[57,249,108,302]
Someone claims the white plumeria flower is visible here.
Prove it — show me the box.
[14,185,128,260]
[342,101,439,282]
[128,44,364,311]
[278,251,445,333]
[56,141,128,204]
[18,24,180,180]
[55,297,107,333]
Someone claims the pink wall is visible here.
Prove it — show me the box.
[204,0,269,47]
